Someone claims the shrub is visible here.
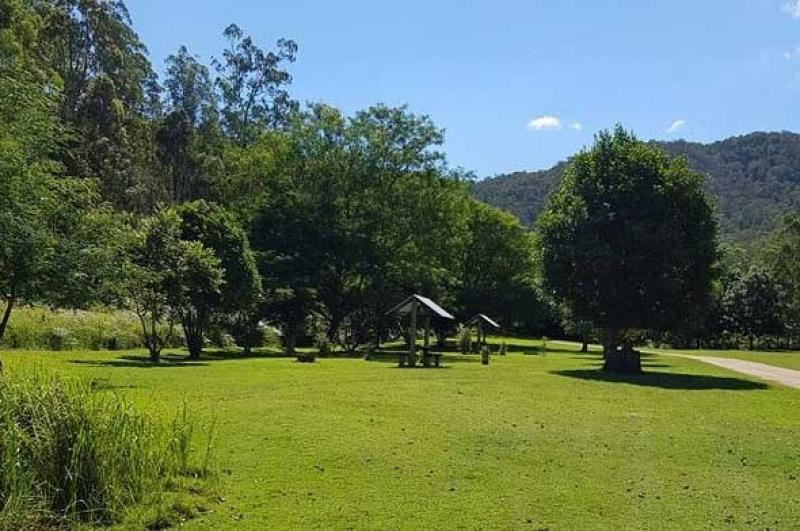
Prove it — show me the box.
[296,352,317,363]
[0,371,213,528]
[499,341,508,356]
[315,334,333,357]
[456,325,472,354]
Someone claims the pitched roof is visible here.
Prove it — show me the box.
[467,313,501,329]
[386,294,455,320]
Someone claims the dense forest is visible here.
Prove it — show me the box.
[0,0,558,361]
[475,132,800,243]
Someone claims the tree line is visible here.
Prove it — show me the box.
[2,1,797,367]
[0,0,555,361]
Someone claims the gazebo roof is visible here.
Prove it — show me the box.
[386,294,455,320]
[467,313,500,329]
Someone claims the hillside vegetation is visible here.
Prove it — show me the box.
[474,132,800,242]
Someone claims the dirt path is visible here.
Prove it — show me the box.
[550,340,800,389]
[660,353,800,389]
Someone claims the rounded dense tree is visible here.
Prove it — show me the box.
[723,268,785,350]
[536,127,717,373]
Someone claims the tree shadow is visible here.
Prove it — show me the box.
[199,349,297,361]
[551,369,768,390]
[70,355,209,368]
[365,350,480,366]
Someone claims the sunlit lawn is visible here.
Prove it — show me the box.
[3,339,799,530]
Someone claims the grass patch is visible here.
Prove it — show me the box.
[0,370,215,529]
[1,341,798,529]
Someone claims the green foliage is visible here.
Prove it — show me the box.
[172,200,262,358]
[459,199,553,334]
[764,213,800,346]
[0,55,111,342]
[250,104,470,352]
[457,324,472,354]
[0,371,212,528]
[722,268,785,349]
[537,127,717,370]
[213,23,298,143]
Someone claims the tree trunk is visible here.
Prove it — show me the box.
[0,296,15,342]
[284,326,296,355]
[182,314,204,360]
[186,332,203,359]
[602,329,641,373]
[148,342,161,363]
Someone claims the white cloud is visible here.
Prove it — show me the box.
[569,122,583,131]
[784,46,800,59]
[783,0,800,18]
[527,115,562,130]
[665,119,687,134]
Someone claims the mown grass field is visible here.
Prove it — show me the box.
[2,340,799,530]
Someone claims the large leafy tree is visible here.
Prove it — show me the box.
[537,127,717,373]
[33,0,161,209]
[118,210,221,362]
[250,104,468,353]
[157,46,221,202]
[172,201,262,359]
[458,200,553,334]
[0,39,102,341]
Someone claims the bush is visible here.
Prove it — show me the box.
[0,371,214,528]
[315,334,333,357]
[296,352,317,363]
[457,325,472,354]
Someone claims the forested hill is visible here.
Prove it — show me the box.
[473,132,800,241]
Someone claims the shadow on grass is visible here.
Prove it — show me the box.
[71,355,209,368]
[551,369,768,390]
[69,348,301,369]
[365,350,481,365]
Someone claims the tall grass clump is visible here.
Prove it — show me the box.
[0,371,213,529]
[1,306,183,351]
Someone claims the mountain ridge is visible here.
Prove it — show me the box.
[473,131,800,241]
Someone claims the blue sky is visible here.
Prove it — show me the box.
[128,0,800,176]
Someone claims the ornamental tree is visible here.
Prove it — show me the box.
[536,127,717,373]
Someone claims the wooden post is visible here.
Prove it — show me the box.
[409,301,418,367]
[423,315,431,367]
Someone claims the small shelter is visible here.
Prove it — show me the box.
[387,295,455,367]
[467,314,500,347]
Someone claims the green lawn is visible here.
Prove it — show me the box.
[3,341,799,530]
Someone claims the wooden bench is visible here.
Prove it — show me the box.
[422,347,442,368]
[397,348,441,368]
